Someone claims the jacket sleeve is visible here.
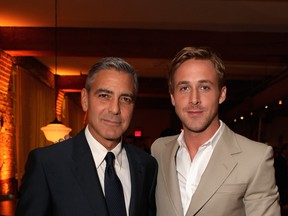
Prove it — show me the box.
[244,146,281,216]
[148,158,158,216]
[15,150,52,216]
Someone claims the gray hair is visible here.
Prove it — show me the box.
[85,57,138,95]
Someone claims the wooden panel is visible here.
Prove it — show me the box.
[1,27,288,63]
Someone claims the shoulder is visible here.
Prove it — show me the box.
[27,139,72,166]
[234,131,270,152]
[223,125,272,159]
[30,129,86,161]
[151,135,178,150]
[33,134,75,152]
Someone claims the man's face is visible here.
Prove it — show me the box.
[170,59,226,134]
[81,69,135,148]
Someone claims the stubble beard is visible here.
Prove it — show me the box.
[181,109,219,134]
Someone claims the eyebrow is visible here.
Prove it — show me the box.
[198,79,214,85]
[94,88,112,95]
[94,88,135,101]
[176,80,214,85]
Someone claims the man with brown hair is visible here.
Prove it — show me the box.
[151,46,280,216]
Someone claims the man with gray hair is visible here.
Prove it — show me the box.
[16,57,158,216]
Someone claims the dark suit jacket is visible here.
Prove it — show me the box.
[16,129,158,216]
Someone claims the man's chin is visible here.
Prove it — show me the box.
[105,134,122,142]
[184,124,208,133]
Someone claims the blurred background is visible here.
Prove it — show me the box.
[0,0,288,214]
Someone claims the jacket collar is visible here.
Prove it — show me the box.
[186,124,241,215]
[159,124,241,216]
[71,129,109,216]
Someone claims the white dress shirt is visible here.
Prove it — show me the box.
[85,126,131,215]
[176,121,224,214]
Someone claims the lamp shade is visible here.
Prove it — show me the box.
[41,118,72,142]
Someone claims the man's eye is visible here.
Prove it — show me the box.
[179,86,189,92]
[120,96,133,104]
[98,94,110,99]
[200,86,210,91]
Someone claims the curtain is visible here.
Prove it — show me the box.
[16,67,54,179]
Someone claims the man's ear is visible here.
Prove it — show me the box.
[170,94,176,107]
[81,88,88,112]
[219,86,227,104]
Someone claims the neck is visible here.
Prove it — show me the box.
[183,120,220,159]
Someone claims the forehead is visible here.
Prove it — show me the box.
[91,69,134,92]
[174,59,217,82]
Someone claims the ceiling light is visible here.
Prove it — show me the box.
[40,0,71,143]
[41,118,71,143]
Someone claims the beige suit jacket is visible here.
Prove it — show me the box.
[151,124,280,216]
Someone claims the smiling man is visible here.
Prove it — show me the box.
[16,57,158,216]
[151,47,280,216]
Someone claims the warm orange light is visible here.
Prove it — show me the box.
[0,11,51,27]
[0,128,16,195]
[41,118,72,143]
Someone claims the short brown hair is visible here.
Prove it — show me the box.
[168,46,225,93]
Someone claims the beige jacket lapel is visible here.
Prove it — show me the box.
[160,137,184,216]
[186,125,241,215]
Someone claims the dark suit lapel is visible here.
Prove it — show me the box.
[71,130,109,216]
[160,137,184,216]
[186,125,241,215]
[125,144,146,216]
